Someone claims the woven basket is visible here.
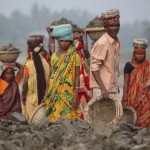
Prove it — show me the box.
[84,95,123,126]
[86,27,105,41]
[29,103,46,125]
[120,106,137,124]
[0,51,21,63]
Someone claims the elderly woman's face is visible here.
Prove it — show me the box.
[58,40,71,51]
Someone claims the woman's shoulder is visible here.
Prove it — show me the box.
[125,62,131,66]
[124,61,135,74]
[0,78,9,95]
[51,52,57,58]
[24,59,33,66]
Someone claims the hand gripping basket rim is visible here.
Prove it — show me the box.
[29,103,46,125]
[84,95,123,126]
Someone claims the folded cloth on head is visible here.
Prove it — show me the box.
[52,24,73,41]
[101,8,120,26]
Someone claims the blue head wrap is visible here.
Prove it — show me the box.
[52,24,73,41]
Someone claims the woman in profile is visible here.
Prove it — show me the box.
[74,30,92,119]
[22,35,50,122]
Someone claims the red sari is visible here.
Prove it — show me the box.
[128,60,150,128]
[76,43,92,119]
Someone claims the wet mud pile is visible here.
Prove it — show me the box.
[0,44,20,52]
[50,18,82,33]
[0,113,149,150]
[86,16,104,28]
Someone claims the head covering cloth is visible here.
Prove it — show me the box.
[52,24,73,41]
[101,9,120,26]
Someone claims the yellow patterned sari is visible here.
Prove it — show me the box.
[45,45,81,122]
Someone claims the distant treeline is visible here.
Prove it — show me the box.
[0,3,150,50]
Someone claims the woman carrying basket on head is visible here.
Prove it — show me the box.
[0,62,23,120]
[22,35,50,122]
[122,39,150,128]
[44,24,82,122]
[73,30,92,119]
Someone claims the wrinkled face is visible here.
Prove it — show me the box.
[105,24,120,39]
[2,68,15,83]
[58,40,71,51]
[134,51,146,63]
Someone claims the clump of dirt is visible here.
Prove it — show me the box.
[86,16,104,28]
[50,18,82,33]
[0,43,20,52]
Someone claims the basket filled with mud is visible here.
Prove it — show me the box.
[0,44,21,63]
[84,95,123,126]
[86,16,105,41]
[29,103,46,125]
[47,18,82,34]
[120,106,137,124]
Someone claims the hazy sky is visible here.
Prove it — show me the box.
[0,0,150,24]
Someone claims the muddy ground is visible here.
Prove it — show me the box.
[0,113,149,150]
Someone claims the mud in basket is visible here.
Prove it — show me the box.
[84,95,123,126]
[29,103,46,125]
[0,51,21,63]
[120,106,137,125]
[85,27,105,41]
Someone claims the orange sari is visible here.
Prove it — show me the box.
[128,60,150,128]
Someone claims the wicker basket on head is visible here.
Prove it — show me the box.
[85,27,105,41]
[120,106,137,125]
[47,18,82,34]
[29,103,46,125]
[84,95,123,126]
[0,51,21,63]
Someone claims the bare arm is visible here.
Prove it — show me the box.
[22,74,29,105]
[92,70,108,97]
[15,62,24,83]
[47,26,55,55]
[50,36,55,55]
[82,29,90,58]
[122,73,130,107]
[72,66,80,110]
